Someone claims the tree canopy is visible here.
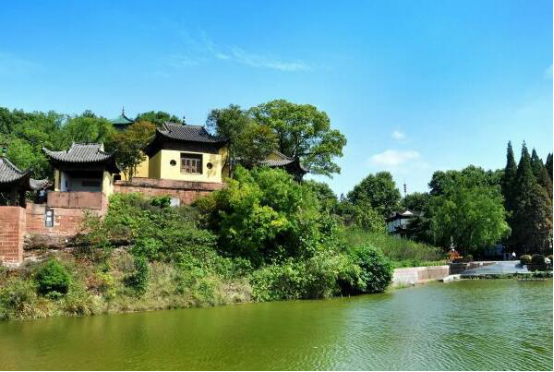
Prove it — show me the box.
[347,171,401,217]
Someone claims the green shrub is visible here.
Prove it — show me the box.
[520,255,533,265]
[35,260,72,298]
[150,195,171,208]
[347,244,392,294]
[0,278,38,320]
[250,261,306,302]
[531,254,545,265]
[203,166,327,266]
[124,256,149,295]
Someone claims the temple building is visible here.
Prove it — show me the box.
[386,210,418,238]
[0,157,49,206]
[140,122,228,184]
[43,143,119,196]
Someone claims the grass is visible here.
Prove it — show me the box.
[342,229,446,268]
[0,251,252,322]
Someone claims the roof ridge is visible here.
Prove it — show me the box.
[0,157,25,174]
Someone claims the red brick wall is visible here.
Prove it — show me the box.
[25,203,88,237]
[0,206,25,266]
[115,177,224,205]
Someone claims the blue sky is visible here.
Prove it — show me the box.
[0,0,552,196]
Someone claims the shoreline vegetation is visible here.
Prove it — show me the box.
[0,167,447,322]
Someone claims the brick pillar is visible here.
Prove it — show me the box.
[0,206,25,266]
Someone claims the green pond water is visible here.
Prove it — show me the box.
[0,279,552,370]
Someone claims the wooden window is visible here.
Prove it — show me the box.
[180,153,203,174]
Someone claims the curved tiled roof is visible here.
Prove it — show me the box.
[157,122,225,144]
[0,157,28,184]
[43,143,114,163]
[261,151,308,172]
[0,157,49,190]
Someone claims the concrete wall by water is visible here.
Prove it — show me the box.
[392,265,450,287]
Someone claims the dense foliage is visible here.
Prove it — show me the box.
[207,100,347,177]
[34,260,72,298]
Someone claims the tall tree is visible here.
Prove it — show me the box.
[59,114,114,147]
[105,121,156,179]
[347,171,401,217]
[512,144,553,254]
[206,104,276,175]
[249,100,346,176]
[430,185,510,255]
[503,141,518,211]
[531,149,553,201]
[401,192,430,213]
[135,111,180,127]
[545,153,553,181]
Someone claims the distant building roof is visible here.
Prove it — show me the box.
[157,122,226,144]
[261,151,308,173]
[386,210,418,222]
[110,108,134,129]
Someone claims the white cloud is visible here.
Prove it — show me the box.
[370,150,421,167]
[391,130,406,141]
[544,64,553,79]
[171,31,312,72]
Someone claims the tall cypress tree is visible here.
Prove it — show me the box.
[545,153,553,182]
[531,149,553,201]
[512,143,553,254]
[502,142,518,249]
[503,142,517,209]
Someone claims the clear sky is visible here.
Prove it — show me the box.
[1,0,552,196]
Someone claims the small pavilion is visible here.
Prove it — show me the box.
[0,157,49,206]
[43,143,119,195]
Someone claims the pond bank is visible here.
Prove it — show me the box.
[1,279,551,370]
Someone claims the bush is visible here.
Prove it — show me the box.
[35,260,72,298]
[346,244,392,294]
[0,278,38,320]
[531,254,545,265]
[202,166,327,266]
[520,255,532,265]
[124,256,149,295]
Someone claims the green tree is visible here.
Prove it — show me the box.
[236,124,278,167]
[347,171,401,217]
[531,149,553,201]
[429,166,502,196]
[304,180,339,213]
[401,192,430,213]
[135,111,180,127]
[204,166,324,266]
[249,100,346,176]
[545,153,553,181]
[336,200,385,231]
[503,141,518,211]
[105,121,156,179]
[512,144,553,254]
[207,105,276,175]
[59,114,114,146]
[430,185,510,255]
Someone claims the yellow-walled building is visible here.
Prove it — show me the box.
[137,122,228,184]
